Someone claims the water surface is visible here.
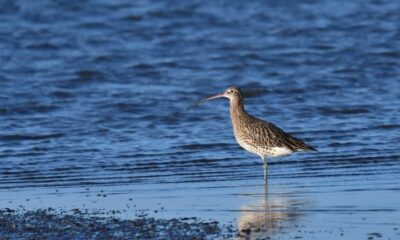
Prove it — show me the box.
[0,0,399,239]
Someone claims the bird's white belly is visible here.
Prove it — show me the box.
[235,137,293,158]
[266,147,293,157]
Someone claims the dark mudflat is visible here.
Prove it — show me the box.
[0,209,230,240]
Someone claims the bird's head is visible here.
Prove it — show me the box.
[206,86,243,102]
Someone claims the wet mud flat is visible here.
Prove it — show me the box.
[0,208,232,240]
[2,207,396,240]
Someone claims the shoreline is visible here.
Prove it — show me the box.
[0,208,236,240]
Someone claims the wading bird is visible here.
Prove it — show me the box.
[204,86,316,182]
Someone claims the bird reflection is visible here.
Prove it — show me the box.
[237,183,303,239]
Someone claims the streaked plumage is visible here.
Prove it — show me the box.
[205,86,316,182]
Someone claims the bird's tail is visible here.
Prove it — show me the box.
[304,144,317,152]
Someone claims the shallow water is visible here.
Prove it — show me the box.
[1,0,399,239]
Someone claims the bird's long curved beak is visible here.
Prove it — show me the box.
[205,93,225,100]
[187,93,225,110]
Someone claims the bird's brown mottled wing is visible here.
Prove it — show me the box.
[241,116,316,152]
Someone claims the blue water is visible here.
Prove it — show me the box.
[1,0,399,239]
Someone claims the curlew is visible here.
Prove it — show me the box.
[204,86,316,182]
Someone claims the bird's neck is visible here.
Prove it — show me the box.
[230,98,247,122]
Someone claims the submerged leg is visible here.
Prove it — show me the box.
[262,156,268,183]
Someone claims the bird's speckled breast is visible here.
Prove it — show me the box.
[232,123,293,158]
[230,104,267,158]
[230,100,294,158]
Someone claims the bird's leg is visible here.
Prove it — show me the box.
[262,156,268,183]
